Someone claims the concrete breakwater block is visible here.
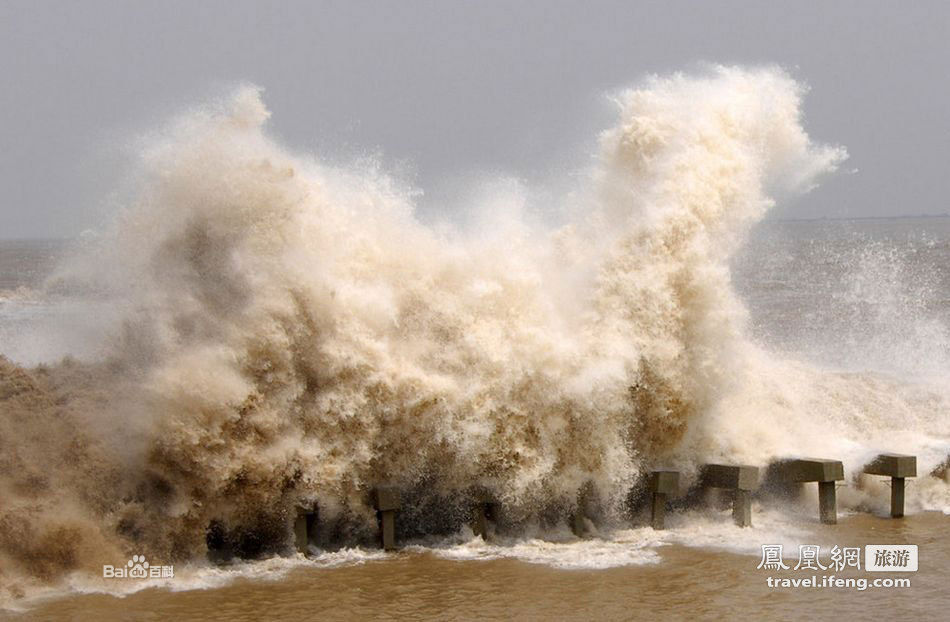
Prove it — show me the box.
[374,487,402,512]
[373,487,402,550]
[767,458,844,524]
[470,489,500,540]
[863,453,916,518]
[701,464,759,491]
[571,481,601,537]
[768,458,844,483]
[700,464,759,527]
[863,453,916,478]
[294,507,318,554]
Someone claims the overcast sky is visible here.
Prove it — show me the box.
[1,0,948,238]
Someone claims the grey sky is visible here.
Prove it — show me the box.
[1,0,948,239]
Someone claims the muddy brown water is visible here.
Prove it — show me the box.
[4,512,946,621]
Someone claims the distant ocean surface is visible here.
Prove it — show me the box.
[0,238,64,290]
[0,238,112,364]
[736,217,950,381]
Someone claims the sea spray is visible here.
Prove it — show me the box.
[1,66,948,603]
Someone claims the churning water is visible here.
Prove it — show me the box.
[0,65,947,618]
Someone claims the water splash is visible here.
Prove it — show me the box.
[2,66,948,605]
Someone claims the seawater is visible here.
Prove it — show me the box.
[0,65,947,618]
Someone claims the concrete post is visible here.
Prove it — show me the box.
[862,453,916,519]
[206,520,233,563]
[571,512,586,536]
[471,502,499,540]
[373,487,401,551]
[651,492,667,530]
[294,512,309,552]
[472,503,488,539]
[379,511,396,550]
[469,488,498,540]
[733,489,752,527]
[294,507,317,554]
[649,470,679,530]
[700,464,758,528]
[818,481,837,525]
[891,477,905,518]
[571,481,598,537]
[766,458,844,524]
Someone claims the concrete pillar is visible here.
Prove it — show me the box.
[206,520,233,563]
[470,488,498,540]
[373,487,401,551]
[571,512,583,536]
[862,453,915,519]
[651,492,667,530]
[571,482,598,537]
[294,513,309,552]
[700,464,759,528]
[472,503,487,539]
[891,477,905,518]
[818,481,837,525]
[294,508,317,554]
[648,470,679,530]
[472,503,497,540]
[766,458,844,524]
[733,489,752,527]
[379,510,396,550]
[571,511,592,537]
